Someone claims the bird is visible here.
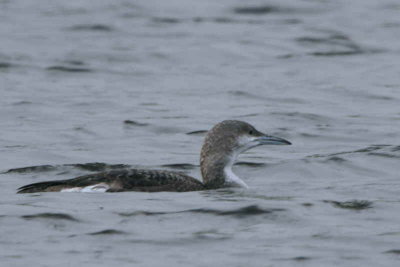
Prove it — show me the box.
[17,120,291,193]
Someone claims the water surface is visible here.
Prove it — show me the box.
[1,0,400,266]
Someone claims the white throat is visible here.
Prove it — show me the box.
[222,134,261,188]
[223,152,249,188]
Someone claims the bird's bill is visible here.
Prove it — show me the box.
[255,135,291,145]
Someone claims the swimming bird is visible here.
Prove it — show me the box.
[17,120,291,193]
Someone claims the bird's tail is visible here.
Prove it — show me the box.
[17,180,66,193]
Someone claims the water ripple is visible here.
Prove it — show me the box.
[323,200,373,210]
[21,213,79,221]
[46,66,92,73]
[118,205,285,218]
[87,229,126,235]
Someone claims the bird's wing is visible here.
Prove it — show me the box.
[17,169,205,193]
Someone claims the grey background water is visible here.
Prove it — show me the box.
[1,0,399,266]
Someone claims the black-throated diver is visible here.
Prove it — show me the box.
[17,120,291,193]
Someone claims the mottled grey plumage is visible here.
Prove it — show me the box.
[201,120,267,188]
[17,120,291,193]
[17,169,205,193]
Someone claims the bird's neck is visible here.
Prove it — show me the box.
[223,152,249,188]
[201,151,248,189]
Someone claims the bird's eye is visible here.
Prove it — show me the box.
[249,130,253,135]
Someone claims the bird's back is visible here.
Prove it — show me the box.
[17,169,205,193]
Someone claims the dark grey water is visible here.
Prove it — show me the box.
[1,0,400,266]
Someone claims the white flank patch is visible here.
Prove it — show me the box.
[60,183,110,193]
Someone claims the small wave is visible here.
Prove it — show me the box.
[233,5,289,15]
[392,146,400,152]
[236,113,259,118]
[296,32,382,57]
[323,200,372,210]
[118,211,167,217]
[22,213,79,221]
[192,230,232,241]
[186,130,208,135]
[152,17,181,24]
[63,60,85,66]
[311,51,364,56]
[323,156,347,163]
[299,133,320,138]
[12,101,33,105]
[368,152,400,159]
[46,66,92,73]
[384,250,400,254]
[233,4,322,15]
[123,120,149,126]
[271,111,330,122]
[5,165,56,174]
[193,17,264,24]
[296,34,360,50]
[379,232,400,236]
[0,62,13,69]
[150,16,265,25]
[197,205,284,217]
[118,205,284,218]
[160,163,197,170]
[308,145,392,159]
[234,161,267,167]
[67,24,114,31]
[228,90,263,100]
[213,17,237,24]
[88,229,126,235]
[290,256,312,261]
